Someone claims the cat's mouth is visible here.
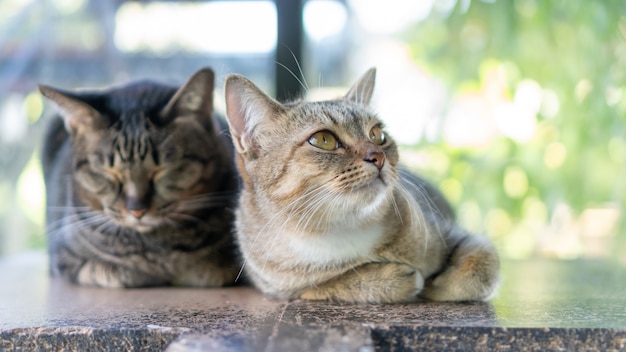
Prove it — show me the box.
[350,174,388,196]
[133,224,157,233]
[106,210,163,233]
[124,215,164,232]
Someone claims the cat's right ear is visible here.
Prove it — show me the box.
[224,74,284,155]
[38,85,106,135]
[345,67,376,106]
[160,68,217,132]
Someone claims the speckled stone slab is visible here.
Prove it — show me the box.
[1,252,625,351]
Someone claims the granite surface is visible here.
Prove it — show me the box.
[1,252,625,351]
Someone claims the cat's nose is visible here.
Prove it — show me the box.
[364,151,385,170]
[126,197,149,219]
[129,209,147,219]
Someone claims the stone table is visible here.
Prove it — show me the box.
[1,251,625,351]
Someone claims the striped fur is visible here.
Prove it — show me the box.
[40,68,239,288]
[225,68,500,303]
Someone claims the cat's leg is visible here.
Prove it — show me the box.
[299,262,423,304]
[73,260,166,288]
[419,233,500,301]
[50,246,125,287]
[75,261,127,287]
[173,262,238,287]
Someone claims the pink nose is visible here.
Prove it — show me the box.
[364,151,385,170]
[129,209,147,219]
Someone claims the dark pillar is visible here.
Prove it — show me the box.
[275,0,304,101]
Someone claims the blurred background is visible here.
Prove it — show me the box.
[0,0,624,263]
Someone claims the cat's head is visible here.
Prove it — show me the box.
[225,68,399,231]
[40,68,233,232]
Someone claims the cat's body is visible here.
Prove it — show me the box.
[41,68,239,288]
[224,68,499,303]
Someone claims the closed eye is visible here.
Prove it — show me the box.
[182,154,211,165]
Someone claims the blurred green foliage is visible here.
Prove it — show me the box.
[402,0,626,259]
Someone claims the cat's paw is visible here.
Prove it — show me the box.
[299,287,331,301]
[172,268,237,287]
[299,262,421,304]
[378,262,422,303]
[174,266,237,287]
[419,237,500,301]
[76,262,126,288]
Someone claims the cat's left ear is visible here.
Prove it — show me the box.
[344,67,376,106]
[38,85,108,135]
[224,74,285,155]
[160,68,218,132]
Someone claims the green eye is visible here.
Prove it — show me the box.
[308,131,339,150]
[369,126,386,145]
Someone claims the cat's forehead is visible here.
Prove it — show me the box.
[290,100,381,131]
[106,82,176,114]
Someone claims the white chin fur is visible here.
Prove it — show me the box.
[121,215,160,232]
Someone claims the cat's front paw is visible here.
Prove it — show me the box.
[173,265,238,287]
[299,262,421,304]
[299,287,331,301]
[419,236,500,302]
[76,261,126,288]
[378,262,423,303]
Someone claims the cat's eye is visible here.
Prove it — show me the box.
[308,131,339,150]
[369,126,386,145]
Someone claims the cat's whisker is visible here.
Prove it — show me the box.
[46,210,107,231]
[311,188,347,230]
[47,213,111,240]
[163,217,182,230]
[184,191,237,200]
[287,46,309,92]
[256,185,327,240]
[397,168,445,219]
[177,192,236,210]
[288,186,335,233]
[168,212,211,227]
[247,185,331,270]
[234,260,247,283]
[92,218,120,237]
[46,205,92,213]
[276,61,309,94]
[45,212,93,233]
[391,193,404,226]
[177,201,228,212]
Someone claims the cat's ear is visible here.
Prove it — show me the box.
[38,85,107,135]
[225,74,284,154]
[160,68,217,132]
[344,67,376,106]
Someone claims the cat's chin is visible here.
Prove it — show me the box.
[351,177,391,201]
[115,221,159,233]
[336,179,393,222]
[114,216,163,233]
[133,224,158,233]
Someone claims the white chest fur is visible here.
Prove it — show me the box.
[287,223,385,265]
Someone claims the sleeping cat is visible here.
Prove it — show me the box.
[224,68,500,303]
[40,68,239,288]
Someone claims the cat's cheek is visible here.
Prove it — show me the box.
[75,171,116,195]
[163,163,203,187]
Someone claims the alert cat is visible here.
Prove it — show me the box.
[224,68,499,303]
[40,68,239,288]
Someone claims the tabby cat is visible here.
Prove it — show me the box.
[224,68,500,303]
[40,68,239,288]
